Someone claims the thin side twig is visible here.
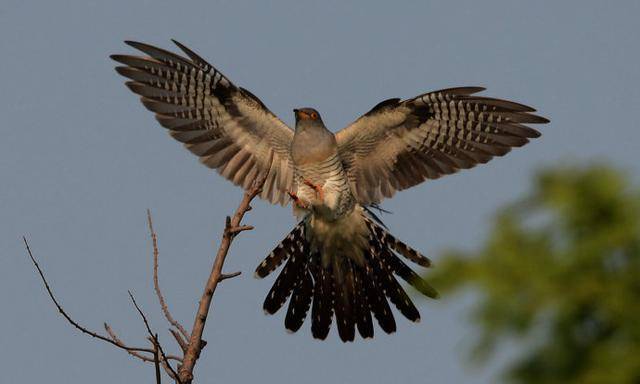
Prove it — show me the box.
[227,224,254,235]
[170,329,188,352]
[152,334,162,384]
[23,237,155,355]
[104,323,182,363]
[178,176,265,383]
[219,271,242,281]
[147,209,190,342]
[128,291,182,384]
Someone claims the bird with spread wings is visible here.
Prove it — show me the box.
[112,40,548,342]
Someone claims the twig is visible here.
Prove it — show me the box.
[104,323,155,362]
[103,323,182,363]
[178,176,265,383]
[152,334,162,384]
[23,237,155,355]
[128,291,182,384]
[27,172,265,384]
[220,271,242,281]
[227,224,254,235]
[170,329,188,352]
[147,210,190,342]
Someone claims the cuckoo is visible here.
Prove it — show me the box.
[112,40,548,342]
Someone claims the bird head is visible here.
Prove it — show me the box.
[293,108,323,131]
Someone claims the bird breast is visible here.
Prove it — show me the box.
[291,128,338,166]
[294,152,355,221]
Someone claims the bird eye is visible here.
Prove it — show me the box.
[310,112,318,119]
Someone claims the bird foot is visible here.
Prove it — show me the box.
[303,179,324,201]
[287,190,309,209]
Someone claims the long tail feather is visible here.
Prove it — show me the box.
[310,254,334,339]
[262,252,305,314]
[257,212,438,341]
[354,267,374,339]
[284,269,314,332]
[255,222,305,278]
[333,258,356,342]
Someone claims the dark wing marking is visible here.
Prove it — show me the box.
[112,40,295,205]
[336,87,548,204]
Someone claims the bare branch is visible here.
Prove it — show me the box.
[104,323,155,362]
[170,329,188,352]
[152,334,162,384]
[160,359,180,382]
[104,323,182,363]
[128,291,182,384]
[220,271,242,281]
[147,210,190,342]
[227,225,254,235]
[27,172,266,384]
[178,176,266,383]
[23,237,154,355]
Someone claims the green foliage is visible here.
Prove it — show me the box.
[429,164,640,383]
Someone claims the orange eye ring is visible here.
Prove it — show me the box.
[310,112,318,119]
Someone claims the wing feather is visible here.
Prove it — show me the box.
[112,41,294,205]
[336,88,548,204]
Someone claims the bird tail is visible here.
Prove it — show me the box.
[254,214,438,342]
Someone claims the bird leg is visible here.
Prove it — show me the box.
[303,179,324,202]
[287,190,309,209]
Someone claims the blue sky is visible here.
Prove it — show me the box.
[2,1,639,383]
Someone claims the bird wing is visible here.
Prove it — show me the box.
[112,40,295,205]
[335,87,549,205]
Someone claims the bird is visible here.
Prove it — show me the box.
[111,40,548,342]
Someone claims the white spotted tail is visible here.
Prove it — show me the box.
[255,212,438,342]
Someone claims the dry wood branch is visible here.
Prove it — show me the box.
[227,224,254,235]
[104,323,155,362]
[178,176,265,383]
[170,329,188,352]
[103,323,182,363]
[129,291,182,383]
[220,271,242,281]
[27,172,265,384]
[148,210,190,343]
[23,237,155,356]
[152,335,162,384]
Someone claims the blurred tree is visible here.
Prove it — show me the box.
[429,164,640,384]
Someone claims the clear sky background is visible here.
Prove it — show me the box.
[2,1,639,383]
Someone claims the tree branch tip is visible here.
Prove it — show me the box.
[220,271,242,281]
[228,225,254,234]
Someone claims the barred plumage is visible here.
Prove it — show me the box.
[337,87,548,204]
[112,40,548,342]
[111,41,295,205]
